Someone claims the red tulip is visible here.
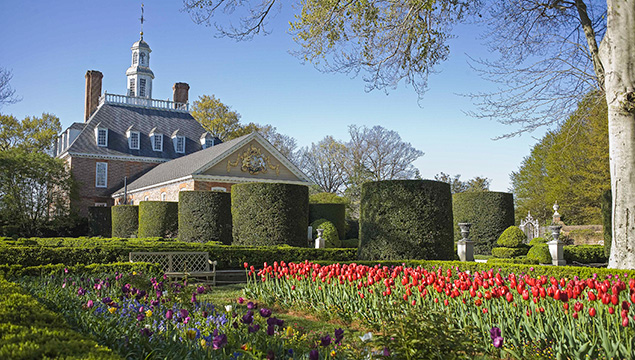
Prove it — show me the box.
[563,303,569,310]
[411,300,416,306]
[612,294,619,305]
[573,311,578,319]
[444,299,449,306]
[623,317,629,327]
[589,307,597,317]
[609,306,615,314]
[483,308,488,314]
[588,291,597,301]
[506,292,514,303]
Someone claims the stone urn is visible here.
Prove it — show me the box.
[457,223,474,262]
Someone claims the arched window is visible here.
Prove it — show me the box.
[161,192,166,201]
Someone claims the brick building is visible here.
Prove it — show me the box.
[55,33,311,216]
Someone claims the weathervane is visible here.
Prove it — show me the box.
[139,3,145,39]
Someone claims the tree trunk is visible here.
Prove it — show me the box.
[604,0,635,269]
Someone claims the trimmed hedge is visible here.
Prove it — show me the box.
[138,201,178,238]
[497,226,527,248]
[359,180,454,261]
[0,238,356,270]
[526,244,552,264]
[0,262,161,278]
[111,205,138,238]
[601,189,612,258]
[309,192,348,204]
[452,191,515,255]
[564,245,607,264]
[0,275,121,360]
[345,219,359,240]
[528,237,548,246]
[231,183,309,247]
[179,191,232,244]
[311,219,341,248]
[87,206,111,237]
[309,203,346,239]
[491,246,529,258]
[340,239,359,248]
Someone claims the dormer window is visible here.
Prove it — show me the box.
[200,132,218,149]
[95,127,108,147]
[150,128,163,152]
[127,127,140,150]
[175,136,185,153]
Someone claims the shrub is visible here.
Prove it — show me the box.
[309,192,349,204]
[497,226,527,248]
[138,201,178,238]
[311,219,341,248]
[178,191,232,244]
[452,191,515,255]
[528,237,548,246]
[359,180,454,261]
[564,245,607,264]
[111,205,138,238]
[309,203,346,239]
[88,206,111,237]
[491,246,529,258]
[340,239,359,248]
[601,189,612,257]
[526,244,552,264]
[231,183,308,247]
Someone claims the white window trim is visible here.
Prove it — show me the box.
[211,187,227,192]
[128,131,140,150]
[173,135,185,153]
[161,192,167,201]
[95,128,108,147]
[95,162,108,188]
[151,134,163,152]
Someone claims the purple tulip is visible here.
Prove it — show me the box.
[241,311,254,325]
[493,336,504,348]
[137,313,145,321]
[140,328,153,337]
[260,308,272,318]
[267,324,275,336]
[334,328,344,343]
[383,347,391,356]
[490,327,504,348]
[197,286,205,294]
[179,309,189,318]
[86,300,94,308]
[320,334,331,347]
[248,324,260,333]
[212,334,227,349]
[309,350,319,360]
[165,310,173,319]
[237,297,244,304]
[247,301,255,310]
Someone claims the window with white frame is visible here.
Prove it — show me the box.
[205,138,214,149]
[211,187,227,192]
[95,162,107,188]
[144,196,149,201]
[96,128,108,147]
[139,79,146,97]
[152,134,163,151]
[128,131,140,150]
[133,52,138,64]
[174,136,185,153]
[161,192,166,201]
[129,78,135,96]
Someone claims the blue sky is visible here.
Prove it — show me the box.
[0,1,550,191]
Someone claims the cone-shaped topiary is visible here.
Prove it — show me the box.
[311,218,341,248]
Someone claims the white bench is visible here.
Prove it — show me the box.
[129,251,217,285]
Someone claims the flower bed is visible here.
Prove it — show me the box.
[244,261,635,359]
[0,274,120,359]
[16,269,357,359]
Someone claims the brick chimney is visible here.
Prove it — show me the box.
[173,82,189,107]
[84,70,103,121]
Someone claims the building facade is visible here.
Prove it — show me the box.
[56,33,311,215]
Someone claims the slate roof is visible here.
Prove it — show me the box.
[112,133,252,194]
[64,103,208,160]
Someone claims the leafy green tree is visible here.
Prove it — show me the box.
[0,149,74,236]
[434,172,491,194]
[0,113,61,152]
[511,93,610,225]
[191,95,243,141]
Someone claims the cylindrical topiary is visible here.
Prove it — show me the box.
[231,183,309,247]
[179,191,232,244]
[359,180,454,261]
[452,191,515,255]
[527,244,552,264]
[497,226,527,247]
[111,205,139,238]
[138,201,178,238]
[311,218,341,248]
[309,203,346,239]
[88,206,111,237]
